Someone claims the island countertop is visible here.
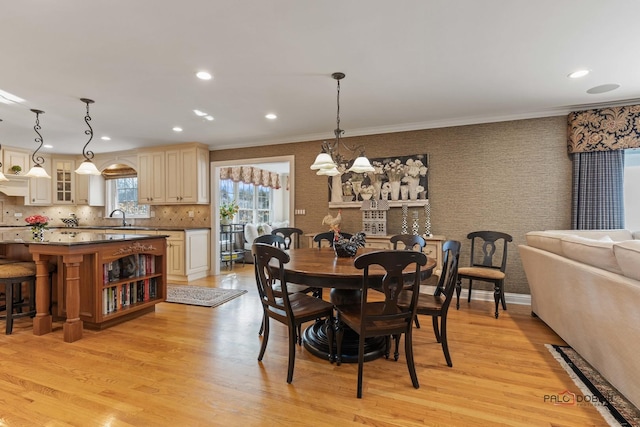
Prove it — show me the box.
[0,230,166,246]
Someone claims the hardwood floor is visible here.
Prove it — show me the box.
[0,265,608,426]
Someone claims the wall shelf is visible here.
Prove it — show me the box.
[329,199,430,209]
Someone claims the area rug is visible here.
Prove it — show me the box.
[546,344,640,427]
[165,285,247,307]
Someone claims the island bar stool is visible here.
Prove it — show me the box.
[0,261,37,334]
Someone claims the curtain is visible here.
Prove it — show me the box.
[571,150,625,229]
[218,166,281,189]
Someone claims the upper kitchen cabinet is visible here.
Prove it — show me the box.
[52,158,75,204]
[137,151,166,204]
[165,144,209,204]
[2,147,30,175]
[25,154,53,206]
[76,173,105,206]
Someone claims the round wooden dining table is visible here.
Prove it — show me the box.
[282,246,436,363]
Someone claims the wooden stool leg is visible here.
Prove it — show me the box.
[6,281,14,334]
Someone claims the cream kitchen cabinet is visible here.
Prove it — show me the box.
[25,154,53,206]
[2,147,30,175]
[52,158,76,204]
[76,173,105,206]
[164,229,210,282]
[137,151,165,204]
[165,145,209,204]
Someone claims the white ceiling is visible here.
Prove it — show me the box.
[1,1,640,156]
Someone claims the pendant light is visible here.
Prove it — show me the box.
[310,72,374,175]
[75,98,102,175]
[25,109,51,179]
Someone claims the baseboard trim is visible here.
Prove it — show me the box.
[422,285,531,306]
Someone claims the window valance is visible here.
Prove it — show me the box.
[568,104,640,153]
[219,166,281,189]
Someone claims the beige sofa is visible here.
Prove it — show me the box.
[519,229,640,409]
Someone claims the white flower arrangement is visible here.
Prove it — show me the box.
[384,159,405,181]
[404,158,428,178]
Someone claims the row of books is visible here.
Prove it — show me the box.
[103,278,159,314]
[103,254,156,284]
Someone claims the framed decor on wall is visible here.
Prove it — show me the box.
[328,153,429,208]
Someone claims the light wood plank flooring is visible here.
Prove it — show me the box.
[0,265,608,426]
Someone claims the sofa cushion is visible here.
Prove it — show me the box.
[245,224,259,244]
[560,235,622,275]
[525,231,573,256]
[613,240,640,280]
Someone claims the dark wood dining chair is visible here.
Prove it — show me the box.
[456,231,512,318]
[271,227,303,250]
[335,249,427,398]
[253,234,318,342]
[313,231,353,248]
[390,234,426,251]
[253,234,286,248]
[397,240,461,367]
[252,243,335,383]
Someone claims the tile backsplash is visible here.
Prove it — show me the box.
[0,196,210,228]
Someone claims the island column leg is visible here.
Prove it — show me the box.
[62,254,84,343]
[32,253,53,336]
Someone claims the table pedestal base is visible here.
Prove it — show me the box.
[303,321,386,364]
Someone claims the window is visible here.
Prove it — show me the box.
[624,148,640,230]
[106,176,149,218]
[220,180,272,224]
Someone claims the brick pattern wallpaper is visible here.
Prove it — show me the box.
[211,116,572,294]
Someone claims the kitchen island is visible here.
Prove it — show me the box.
[0,230,167,343]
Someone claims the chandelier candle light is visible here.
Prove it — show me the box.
[310,72,375,176]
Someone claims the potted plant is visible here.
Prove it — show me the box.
[10,165,21,175]
[220,200,239,225]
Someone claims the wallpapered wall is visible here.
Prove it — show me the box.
[211,116,572,295]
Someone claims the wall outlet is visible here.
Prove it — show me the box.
[14,212,22,217]
[188,210,194,218]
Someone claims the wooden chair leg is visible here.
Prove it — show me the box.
[493,281,501,318]
[357,337,365,398]
[335,318,344,366]
[440,316,452,367]
[404,330,419,389]
[258,314,270,361]
[455,276,462,309]
[286,324,296,384]
[432,315,441,343]
[5,282,14,334]
[467,279,473,302]
[414,315,421,329]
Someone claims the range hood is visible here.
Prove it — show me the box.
[0,175,29,197]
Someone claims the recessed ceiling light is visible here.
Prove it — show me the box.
[586,84,620,94]
[43,144,53,149]
[196,71,212,80]
[265,113,277,120]
[101,136,111,141]
[193,109,207,117]
[172,127,183,132]
[568,69,590,79]
[204,115,214,121]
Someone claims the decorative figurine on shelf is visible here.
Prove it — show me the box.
[322,209,342,231]
[411,211,420,235]
[401,203,409,234]
[423,199,432,237]
[220,200,239,225]
[25,214,49,241]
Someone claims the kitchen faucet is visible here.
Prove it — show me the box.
[109,209,128,227]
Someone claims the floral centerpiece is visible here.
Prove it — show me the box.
[384,159,405,182]
[220,200,239,225]
[25,214,49,240]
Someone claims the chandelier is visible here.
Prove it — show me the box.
[75,98,102,175]
[25,109,51,179]
[310,72,374,176]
